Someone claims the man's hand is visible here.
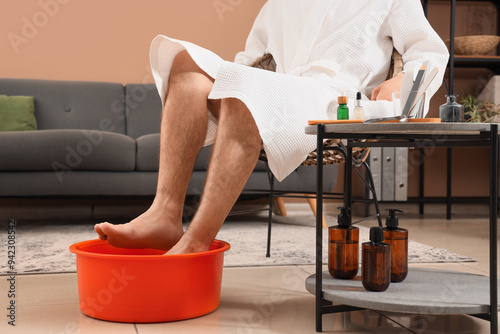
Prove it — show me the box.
[370,72,404,101]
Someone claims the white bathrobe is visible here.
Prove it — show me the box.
[149,0,449,181]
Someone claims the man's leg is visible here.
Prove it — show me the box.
[167,97,262,254]
[94,50,215,250]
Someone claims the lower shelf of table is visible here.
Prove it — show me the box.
[305,268,500,315]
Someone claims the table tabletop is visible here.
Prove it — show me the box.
[305,122,493,136]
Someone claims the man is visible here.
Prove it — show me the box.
[95,0,448,254]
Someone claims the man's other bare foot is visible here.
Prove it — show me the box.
[165,233,212,255]
[94,207,184,251]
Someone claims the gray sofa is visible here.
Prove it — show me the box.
[0,78,337,200]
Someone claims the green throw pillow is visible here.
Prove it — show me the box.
[0,95,37,131]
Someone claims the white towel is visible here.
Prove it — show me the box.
[149,0,448,181]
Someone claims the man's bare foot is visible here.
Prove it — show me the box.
[165,232,213,255]
[166,240,211,255]
[94,207,184,251]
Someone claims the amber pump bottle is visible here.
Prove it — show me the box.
[328,207,359,279]
[383,209,408,282]
[362,227,391,292]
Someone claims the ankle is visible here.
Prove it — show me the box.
[171,233,213,254]
[188,226,216,246]
[149,199,183,221]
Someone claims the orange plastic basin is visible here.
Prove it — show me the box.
[69,239,230,323]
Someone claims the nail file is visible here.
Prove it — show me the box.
[399,69,414,111]
[399,61,428,112]
[401,65,426,119]
[407,67,439,117]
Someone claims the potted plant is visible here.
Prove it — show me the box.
[460,94,500,123]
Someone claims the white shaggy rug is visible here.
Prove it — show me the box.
[0,212,475,275]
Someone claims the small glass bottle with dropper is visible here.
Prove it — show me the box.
[382,209,408,282]
[328,207,359,279]
[353,92,365,120]
[362,227,391,291]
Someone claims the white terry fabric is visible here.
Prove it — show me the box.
[150,0,449,181]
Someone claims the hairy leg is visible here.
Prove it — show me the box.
[94,50,216,250]
[167,98,262,254]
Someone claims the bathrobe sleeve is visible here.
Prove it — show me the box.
[233,2,270,65]
[387,0,449,101]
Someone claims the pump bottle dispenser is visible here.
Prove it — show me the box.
[362,227,391,291]
[328,207,359,279]
[383,209,408,282]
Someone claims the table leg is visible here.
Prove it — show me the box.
[447,148,452,220]
[419,148,425,215]
[490,124,498,334]
[345,145,353,210]
[316,124,324,332]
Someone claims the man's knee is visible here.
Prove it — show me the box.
[171,51,210,80]
[171,50,194,75]
[169,50,213,93]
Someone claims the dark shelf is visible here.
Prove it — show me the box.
[453,55,500,69]
[425,0,500,4]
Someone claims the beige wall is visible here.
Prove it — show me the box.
[1,0,497,198]
[1,0,267,83]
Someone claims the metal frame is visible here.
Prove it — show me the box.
[313,123,498,333]
[241,172,345,257]
[244,145,371,257]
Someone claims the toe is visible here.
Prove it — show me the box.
[94,223,109,239]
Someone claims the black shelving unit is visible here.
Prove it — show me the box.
[423,0,500,82]
[421,0,500,218]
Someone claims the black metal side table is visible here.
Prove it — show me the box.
[305,123,499,333]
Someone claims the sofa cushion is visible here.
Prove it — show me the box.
[254,160,268,171]
[136,134,212,172]
[0,130,136,175]
[194,146,211,171]
[125,84,162,139]
[136,134,159,171]
[0,78,126,134]
[136,135,215,172]
[135,135,265,173]
[0,95,37,131]
[0,172,158,196]
[192,147,268,171]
